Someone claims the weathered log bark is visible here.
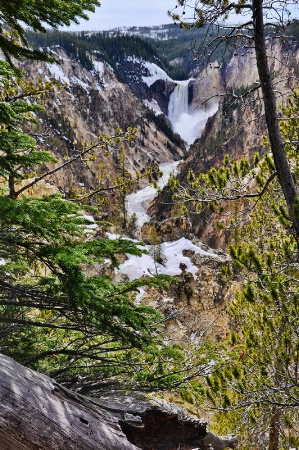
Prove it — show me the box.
[0,354,237,450]
[201,431,238,450]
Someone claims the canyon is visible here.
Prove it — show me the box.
[16,28,299,347]
[2,24,299,449]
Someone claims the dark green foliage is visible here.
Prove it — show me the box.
[86,33,163,71]
[26,30,95,71]
[198,98,299,447]
[26,30,171,77]
[286,19,299,42]
[25,23,236,80]
[0,0,100,63]
[0,58,189,393]
[147,24,234,76]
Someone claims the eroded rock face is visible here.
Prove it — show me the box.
[225,48,259,89]
[162,247,235,345]
[20,48,185,198]
[141,217,192,244]
[127,218,237,344]
[189,62,224,114]
[117,57,177,115]
[225,42,298,91]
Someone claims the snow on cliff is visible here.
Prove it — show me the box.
[108,234,217,282]
[142,61,172,87]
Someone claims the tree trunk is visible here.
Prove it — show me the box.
[252,0,299,236]
[0,353,237,450]
[268,407,280,450]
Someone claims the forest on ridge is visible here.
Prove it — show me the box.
[0,1,299,449]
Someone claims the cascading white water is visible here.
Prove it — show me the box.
[167,79,219,145]
[126,160,181,230]
[168,80,190,125]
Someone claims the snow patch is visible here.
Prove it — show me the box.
[118,237,217,281]
[70,76,89,91]
[143,99,163,116]
[126,56,142,64]
[46,63,70,85]
[126,161,180,229]
[142,61,172,87]
[93,60,105,75]
[93,60,115,89]
[82,214,98,234]
[135,288,146,303]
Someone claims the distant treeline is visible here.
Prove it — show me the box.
[26,25,234,81]
[26,30,95,71]
[26,30,190,80]
[286,19,299,43]
[26,21,298,84]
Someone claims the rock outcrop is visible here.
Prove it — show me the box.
[117,57,177,114]
[189,61,224,114]
[19,47,185,198]
[122,218,237,344]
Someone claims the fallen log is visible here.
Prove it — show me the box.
[0,353,237,450]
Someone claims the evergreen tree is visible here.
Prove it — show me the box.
[170,0,299,237]
[171,90,299,448]
[0,58,194,393]
[207,190,299,448]
[0,0,100,63]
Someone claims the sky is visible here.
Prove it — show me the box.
[64,0,298,31]
[67,0,177,31]
[65,0,299,32]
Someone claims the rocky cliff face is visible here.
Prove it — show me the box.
[104,216,237,346]
[225,42,298,91]
[20,47,186,199]
[154,41,299,248]
[117,58,176,115]
[189,61,224,113]
[17,36,299,352]
[145,241,236,345]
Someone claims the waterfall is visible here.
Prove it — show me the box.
[167,78,219,145]
[168,80,190,125]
